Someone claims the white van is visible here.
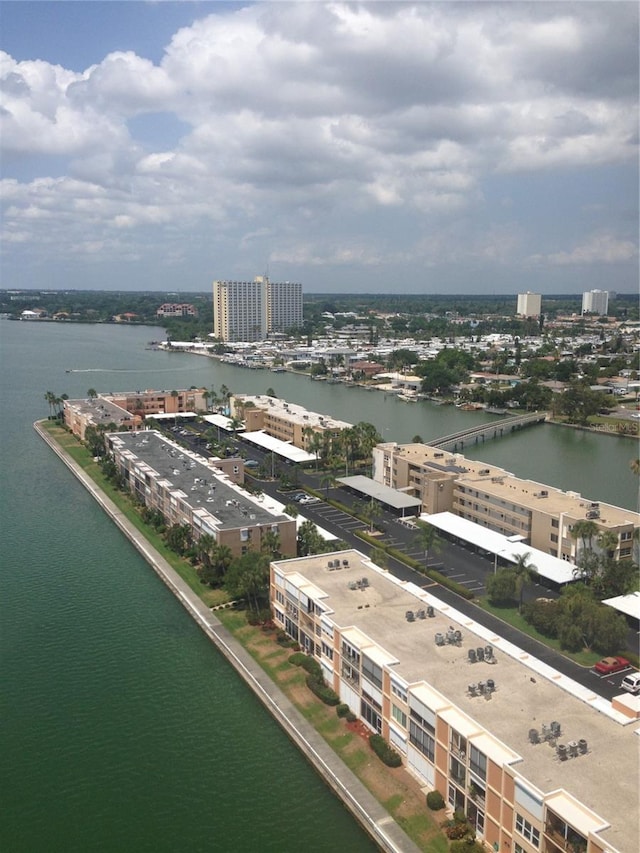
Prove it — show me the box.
[620,673,640,694]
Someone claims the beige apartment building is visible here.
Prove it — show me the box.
[108,431,296,559]
[230,394,352,451]
[64,389,208,440]
[373,443,638,563]
[271,550,639,853]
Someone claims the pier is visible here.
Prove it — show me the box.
[430,411,548,452]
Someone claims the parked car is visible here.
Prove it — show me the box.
[244,459,260,468]
[593,656,630,675]
[621,673,640,694]
[290,492,307,502]
[299,495,319,505]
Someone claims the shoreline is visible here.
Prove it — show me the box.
[34,420,419,853]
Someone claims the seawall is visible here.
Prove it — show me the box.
[34,421,420,853]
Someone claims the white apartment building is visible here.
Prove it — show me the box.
[264,279,303,334]
[271,549,639,853]
[213,276,303,342]
[582,291,609,316]
[516,292,542,318]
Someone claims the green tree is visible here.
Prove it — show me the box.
[369,547,388,570]
[224,550,270,612]
[297,519,326,557]
[87,388,98,400]
[414,520,442,571]
[261,529,281,559]
[511,551,537,612]
[320,471,336,498]
[486,569,517,605]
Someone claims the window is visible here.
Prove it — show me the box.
[391,704,407,728]
[362,655,383,689]
[551,518,559,528]
[515,814,540,847]
[469,745,487,781]
[410,707,434,734]
[391,682,407,703]
[550,533,558,543]
[361,698,382,733]
[321,642,333,661]
[409,721,435,762]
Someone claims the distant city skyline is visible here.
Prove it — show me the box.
[1,2,638,295]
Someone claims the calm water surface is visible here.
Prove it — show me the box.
[0,320,375,853]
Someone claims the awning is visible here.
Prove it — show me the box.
[423,511,578,585]
[336,475,422,511]
[602,591,640,621]
[239,430,316,463]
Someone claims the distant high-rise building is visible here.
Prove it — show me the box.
[265,279,303,334]
[516,292,542,317]
[582,289,609,316]
[213,276,302,342]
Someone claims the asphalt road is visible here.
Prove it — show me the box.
[165,422,637,703]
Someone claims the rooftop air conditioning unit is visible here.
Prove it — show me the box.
[480,469,490,475]
[434,452,444,458]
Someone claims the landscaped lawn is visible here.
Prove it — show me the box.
[216,608,448,852]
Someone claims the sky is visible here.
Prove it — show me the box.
[1,1,638,295]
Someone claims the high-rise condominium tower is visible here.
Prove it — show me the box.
[212,277,303,342]
[581,290,609,316]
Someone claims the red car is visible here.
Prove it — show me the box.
[593,656,630,675]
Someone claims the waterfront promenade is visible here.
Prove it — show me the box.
[34,421,420,853]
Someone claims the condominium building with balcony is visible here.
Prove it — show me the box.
[271,549,639,853]
[107,430,296,558]
[372,443,638,564]
[230,394,352,451]
[213,276,302,342]
[63,389,208,440]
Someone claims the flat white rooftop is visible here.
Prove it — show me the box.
[424,511,578,585]
[273,550,639,853]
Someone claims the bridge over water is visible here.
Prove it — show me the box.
[430,411,548,452]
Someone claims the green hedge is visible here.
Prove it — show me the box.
[426,790,445,811]
[369,733,402,767]
[305,674,340,706]
[336,703,350,718]
[354,535,475,599]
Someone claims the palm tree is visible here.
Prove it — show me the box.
[44,391,56,417]
[511,551,537,612]
[260,529,281,559]
[414,520,442,572]
[320,471,336,498]
[570,519,598,558]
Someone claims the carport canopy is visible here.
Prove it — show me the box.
[146,411,197,420]
[336,475,422,512]
[239,430,316,463]
[602,591,640,621]
[202,413,235,430]
[423,511,578,585]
